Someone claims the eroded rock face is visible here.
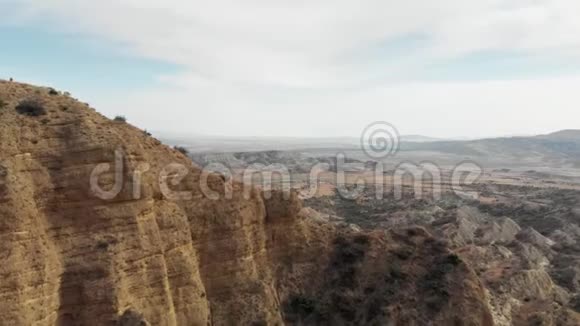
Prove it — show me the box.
[0,81,492,325]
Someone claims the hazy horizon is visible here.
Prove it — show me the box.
[152,128,558,142]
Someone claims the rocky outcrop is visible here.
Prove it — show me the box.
[304,185,580,325]
[442,208,579,325]
[475,218,521,245]
[0,81,493,325]
[517,227,555,250]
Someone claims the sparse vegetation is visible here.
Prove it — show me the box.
[114,115,127,122]
[393,247,413,260]
[48,88,59,95]
[250,320,267,326]
[419,254,457,314]
[333,234,369,267]
[282,234,374,324]
[96,240,109,251]
[283,294,332,324]
[174,146,189,155]
[15,99,46,116]
[285,295,317,317]
[386,262,405,280]
[446,254,461,266]
[117,309,149,326]
[143,130,152,136]
[570,295,580,312]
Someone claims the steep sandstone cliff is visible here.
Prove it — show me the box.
[0,81,492,325]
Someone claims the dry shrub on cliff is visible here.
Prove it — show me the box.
[15,99,46,116]
[570,295,580,313]
[283,235,372,323]
[333,234,370,266]
[174,146,189,155]
[286,295,316,316]
[117,309,150,326]
[419,253,462,314]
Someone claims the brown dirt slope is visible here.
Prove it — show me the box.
[0,80,492,325]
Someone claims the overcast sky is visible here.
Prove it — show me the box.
[2,0,580,138]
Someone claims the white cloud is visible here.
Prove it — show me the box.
[11,0,580,85]
[6,0,580,137]
[97,75,580,139]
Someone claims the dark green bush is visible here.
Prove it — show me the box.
[114,115,127,122]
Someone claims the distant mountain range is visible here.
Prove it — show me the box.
[537,129,580,141]
[400,130,580,168]
[163,129,580,168]
[399,135,443,142]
